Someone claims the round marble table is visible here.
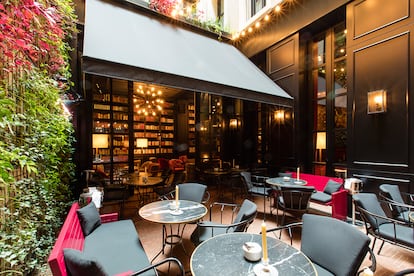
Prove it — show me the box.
[139,200,207,261]
[190,232,316,276]
[139,199,207,224]
[203,168,231,199]
[125,173,163,204]
[266,177,308,188]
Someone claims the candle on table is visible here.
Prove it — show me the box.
[175,185,179,206]
[261,222,268,263]
[297,167,300,181]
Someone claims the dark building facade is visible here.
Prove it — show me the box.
[70,0,414,195]
[238,0,414,193]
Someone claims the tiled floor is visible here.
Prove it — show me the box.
[124,186,414,275]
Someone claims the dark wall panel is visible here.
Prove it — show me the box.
[353,0,409,39]
[353,33,409,166]
[266,34,299,168]
[268,39,296,75]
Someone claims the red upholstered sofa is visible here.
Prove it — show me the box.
[48,202,183,276]
[291,172,348,220]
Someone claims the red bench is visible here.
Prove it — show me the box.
[291,172,348,220]
[47,203,119,276]
[48,202,184,276]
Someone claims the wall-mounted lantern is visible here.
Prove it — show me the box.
[274,109,285,123]
[367,90,387,114]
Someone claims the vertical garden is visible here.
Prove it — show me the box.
[0,0,77,274]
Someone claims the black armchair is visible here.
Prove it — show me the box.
[190,199,257,246]
[240,171,272,215]
[379,184,414,224]
[353,193,414,254]
[265,214,376,276]
[131,257,184,276]
[274,185,315,226]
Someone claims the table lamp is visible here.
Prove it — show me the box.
[93,134,109,161]
[316,132,326,162]
[136,138,148,155]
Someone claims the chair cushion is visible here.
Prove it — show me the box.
[84,220,153,275]
[311,262,335,276]
[63,248,107,276]
[191,222,231,245]
[378,223,414,247]
[77,202,101,236]
[311,191,332,203]
[323,180,342,195]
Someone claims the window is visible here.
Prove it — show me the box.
[312,22,347,174]
[251,0,266,17]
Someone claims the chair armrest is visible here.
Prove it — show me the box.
[401,191,414,205]
[251,175,269,187]
[130,257,184,276]
[100,212,119,223]
[379,199,414,225]
[265,222,303,245]
[209,202,240,222]
[331,189,348,220]
[357,247,376,275]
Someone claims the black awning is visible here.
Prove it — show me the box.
[83,0,293,106]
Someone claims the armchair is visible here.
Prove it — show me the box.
[130,257,184,276]
[274,185,315,227]
[190,199,257,246]
[353,193,414,254]
[240,171,272,215]
[265,214,376,276]
[379,184,414,224]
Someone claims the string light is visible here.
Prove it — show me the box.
[275,5,281,12]
[232,0,298,41]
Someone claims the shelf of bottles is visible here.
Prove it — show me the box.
[188,104,196,154]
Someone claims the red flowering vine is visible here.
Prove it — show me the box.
[149,0,179,16]
[0,0,74,75]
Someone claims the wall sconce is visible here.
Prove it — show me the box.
[229,118,238,129]
[274,109,285,123]
[92,134,109,161]
[316,132,326,162]
[136,138,148,155]
[367,90,387,114]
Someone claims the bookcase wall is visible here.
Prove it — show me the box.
[90,76,178,181]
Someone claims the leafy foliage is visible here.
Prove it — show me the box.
[0,0,77,274]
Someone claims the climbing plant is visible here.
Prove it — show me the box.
[0,0,77,274]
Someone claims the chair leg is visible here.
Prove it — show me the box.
[377,240,385,255]
[371,237,377,253]
[279,212,286,239]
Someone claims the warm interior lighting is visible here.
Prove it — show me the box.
[134,85,164,116]
[93,134,109,161]
[229,118,238,128]
[316,132,326,150]
[367,90,387,114]
[136,138,148,155]
[136,138,148,148]
[316,132,326,162]
[274,110,285,123]
[93,134,109,149]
